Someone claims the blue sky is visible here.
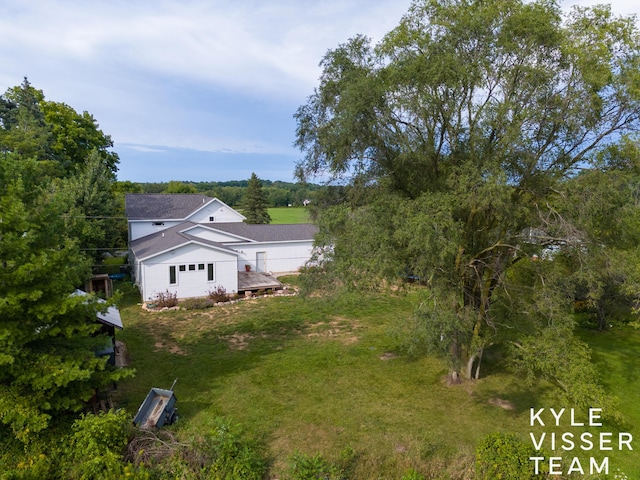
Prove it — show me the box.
[1,0,638,183]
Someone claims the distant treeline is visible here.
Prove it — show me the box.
[118,179,325,208]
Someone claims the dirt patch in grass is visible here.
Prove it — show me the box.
[221,332,263,350]
[153,341,187,356]
[379,352,399,361]
[488,397,515,410]
[305,319,362,344]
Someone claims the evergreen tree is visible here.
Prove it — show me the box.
[0,154,131,442]
[0,77,52,162]
[242,172,271,224]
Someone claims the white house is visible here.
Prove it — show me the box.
[125,194,317,301]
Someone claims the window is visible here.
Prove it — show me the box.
[188,264,196,271]
[198,264,205,270]
[209,216,215,222]
[179,265,186,272]
[169,266,176,284]
[207,263,215,281]
[153,222,164,226]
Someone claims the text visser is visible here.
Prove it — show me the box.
[528,408,633,475]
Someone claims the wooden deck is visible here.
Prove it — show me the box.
[238,271,283,291]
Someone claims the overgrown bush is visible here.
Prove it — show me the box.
[401,469,426,480]
[127,418,267,480]
[475,432,547,479]
[153,289,178,308]
[285,448,356,480]
[208,285,229,303]
[206,420,268,479]
[63,410,149,479]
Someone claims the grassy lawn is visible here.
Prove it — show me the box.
[578,326,640,478]
[268,207,310,224]
[114,283,640,478]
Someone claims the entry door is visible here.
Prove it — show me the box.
[256,252,266,272]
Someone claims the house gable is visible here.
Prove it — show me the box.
[186,198,245,224]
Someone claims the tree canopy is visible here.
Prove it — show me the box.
[295,0,640,405]
[0,77,119,177]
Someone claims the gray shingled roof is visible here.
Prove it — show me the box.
[204,223,318,242]
[125,194,214,220]
[131,221,318,260]
[131,222,239,259]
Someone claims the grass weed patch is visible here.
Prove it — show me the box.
[115,288,640,478]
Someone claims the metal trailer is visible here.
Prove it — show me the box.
[133,379,178,429]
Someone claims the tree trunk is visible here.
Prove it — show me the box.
[466,354,476,380]
[596,300,608,331]
[465,347,484,380]
[474,348,484,379]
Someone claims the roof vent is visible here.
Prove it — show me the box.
[162,232,165,237]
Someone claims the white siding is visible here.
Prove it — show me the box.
[130,220,182,242]
[188,199,244,224]
[184,225,245,243]
[139,243,238,301]
[232,241,313,274]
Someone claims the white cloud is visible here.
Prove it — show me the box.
[566,0,639,17]
[0,0,411,99]
[2,0,639,181]
[119,144,168,154]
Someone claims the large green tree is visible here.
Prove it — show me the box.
[0,77,119,177]
[0,155,131,442]
[295,0,640,398]
[0,79,123,261]
[242,172,271,224]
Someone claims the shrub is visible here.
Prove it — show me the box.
[475,432,547,479]
[153,290,178,308]
[63,410,149,479]
[208,285,229,303]
[401,469,426,480]
[206,420,268,480]
[285,448,356,480]
[126,418,266,479]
